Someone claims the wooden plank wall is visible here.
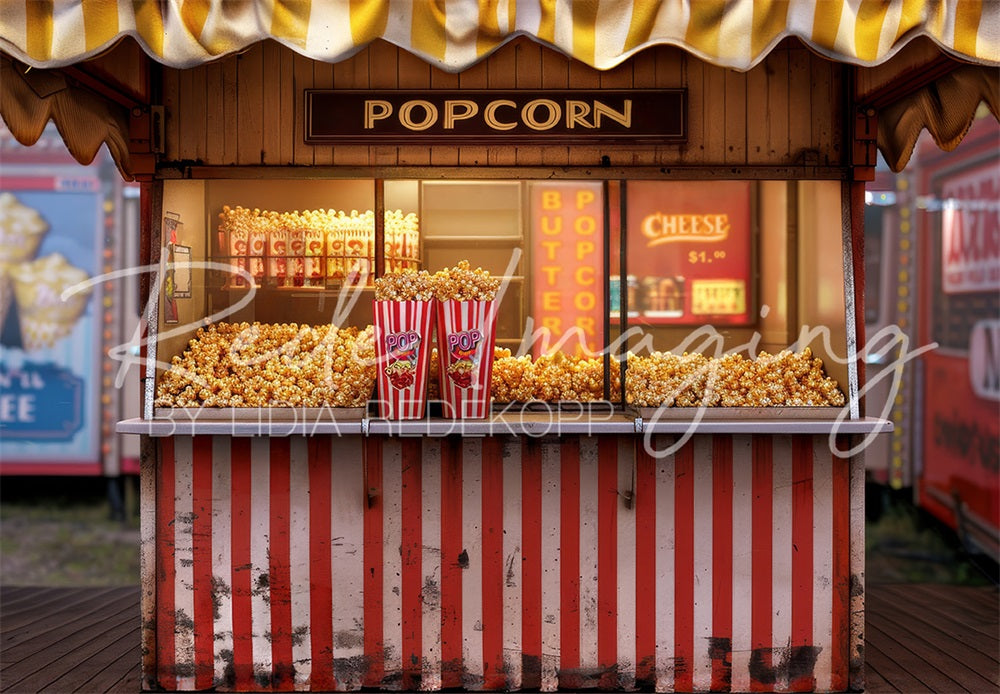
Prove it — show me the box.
[160,38,845,171]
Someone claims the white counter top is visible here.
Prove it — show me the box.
[117,411,892,437]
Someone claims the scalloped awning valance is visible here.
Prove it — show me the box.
[1,0,997,72]
[1,0,997,178]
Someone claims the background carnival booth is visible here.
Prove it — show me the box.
[1,1,996,692]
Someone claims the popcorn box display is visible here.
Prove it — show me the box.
[267,221,288,285]
[248,216,267,284]
[374,300,436,419]
[436,299,499,418]
[325,224,345,280]
[228,223,249,287]
[304,225,325,286]
[289,225,306,286]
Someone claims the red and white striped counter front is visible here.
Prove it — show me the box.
[122,415,885,692]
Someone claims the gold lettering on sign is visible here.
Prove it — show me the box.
[522,99,561,130]
[399,100,437,131]
[593,100,631,128]
[365,100,393,129]
[484,100,517,130]
[566,100,590,128]
[362,98,636,132]
[444,100,479,129]
[641,213,730,246]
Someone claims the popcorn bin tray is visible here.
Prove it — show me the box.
[436,299,498,419]
[373,299,436,419]
[152,407,367,421]
[636,406,843,420]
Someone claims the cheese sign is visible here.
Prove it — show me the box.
[622,180,753,325]
[305,90,685,143]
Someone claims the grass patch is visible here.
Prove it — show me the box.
[1,477,139,587]
[866,489,994,586]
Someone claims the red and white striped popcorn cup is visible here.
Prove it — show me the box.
[374,300,436,419]
[436,299,499,419]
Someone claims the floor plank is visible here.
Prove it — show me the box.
[863,637,934,693]
[866,619,965,692]
[0,586,121,634]
[862,643,904,694]
[1,590,137,667]
[0,587,64,616]
[0,587,139,694]
[37,624,141,693]
[906,583,999,635]
[1,602,137,690]
[67,636,140,694]
[867,598,997,692]
[870,585,999,665]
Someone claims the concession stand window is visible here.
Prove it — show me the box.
[155,176,850,411]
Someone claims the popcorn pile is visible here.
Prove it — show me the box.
[491,349,622,402]
[432,260,501,301]
[154,322,376,408]
[375,261,501,301]
[625,348,846,407]
[374,269,435,301]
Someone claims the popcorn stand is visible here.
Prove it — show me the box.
[2,2,996,691]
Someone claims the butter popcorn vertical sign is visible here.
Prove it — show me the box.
[530,181,604,356]
[0,192,94,443]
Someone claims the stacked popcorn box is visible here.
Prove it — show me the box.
[0,193,92,350]
[384,209,420,272]
[218,206,420,288]
[343,210,373,285]
[373,269,436,419]
[432,261,501,419]
[247,212,267,285]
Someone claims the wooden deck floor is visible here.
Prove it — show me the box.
[1,585,141,693]
[1,583,996,693]
[864,583,999,693]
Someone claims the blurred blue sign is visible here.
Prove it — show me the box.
[0,362,84,440]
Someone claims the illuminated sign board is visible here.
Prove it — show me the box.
[622,181,753,325]
[530,181,604,356]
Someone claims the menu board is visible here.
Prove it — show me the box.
[621,180,753,325]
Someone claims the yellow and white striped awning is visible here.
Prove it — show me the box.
[1,0,997,72]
